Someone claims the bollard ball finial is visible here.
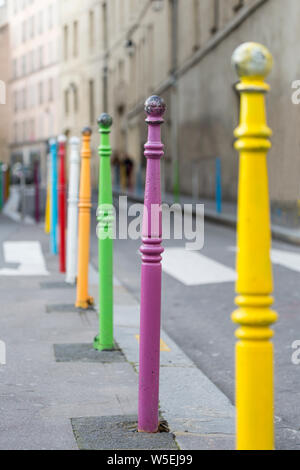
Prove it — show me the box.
[70,136,80,145]
[145,95,166,118]
[232,42,273,79]
[49,137,57,146]
[97,113,113,129]
[58,134,67,144]
[82,127,92,137]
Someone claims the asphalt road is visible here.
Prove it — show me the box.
[90,198,300,448]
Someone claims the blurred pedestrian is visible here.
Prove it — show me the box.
[123,154,134,191]
[112,150,121,189]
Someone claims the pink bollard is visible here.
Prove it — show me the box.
[138,96,166,433]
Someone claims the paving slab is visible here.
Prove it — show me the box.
[54,343,125,363]
[40,281,75,289]
[46,304,95,314]
[71,415,178,450]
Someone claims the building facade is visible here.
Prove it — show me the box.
[8,0,60,182]
[0,0,10,165]
[101,0,300,222]
[4,0,300,222]
[59,0,106,185]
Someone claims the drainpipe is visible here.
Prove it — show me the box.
[102,1,109,112]
[170,0,179,203]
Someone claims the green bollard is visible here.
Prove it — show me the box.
[94,114,114,351]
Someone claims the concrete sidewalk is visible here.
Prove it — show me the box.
[0,215,235,450]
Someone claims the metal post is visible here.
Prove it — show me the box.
[216,157,222,214]
[34,160,40,223]
[21,163,26,222]
[66,137,80,285]
[231,42,278,450]
[138,96,166,433]
[94,114,114,351]
[58,135,67,273]
[76,128,94,309]
[45,152,51,234]
[50,138,58,255]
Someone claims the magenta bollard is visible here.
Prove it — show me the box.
[138,96,166,433]
[34,160,40,224]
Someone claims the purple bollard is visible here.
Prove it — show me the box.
[138,96,166,433]
[34,160,40,224]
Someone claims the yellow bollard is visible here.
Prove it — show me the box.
[45,182,51,234]
[76,128,94,309]
[231,42,278,451]
[45,152,51,234]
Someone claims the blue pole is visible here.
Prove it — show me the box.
[216,157,222,214]
[50,139,58,254]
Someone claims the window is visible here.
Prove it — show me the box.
[73,21,78,57]
[22,121,26,141]
[21,55,26,75]
[65,89,69,114]
[64,25,68,60]
[22,20,26,42]
[27,51,32,73]
[38,46,43,68]
[48,4,53,29]
[22,88,26,110]
[14,122,18,142]
[48,78,53,102]
[38,10,43,35]
[73,85,78,112]
[13,59,17,78]
[14,91,18,112]
[38,81,43,105]
[30,15,34,38]
[48,42,52,64]
[30,119,35,140]
[30,50,34,71]
[89,10,94,50]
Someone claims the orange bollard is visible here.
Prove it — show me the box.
[75,128,94,309]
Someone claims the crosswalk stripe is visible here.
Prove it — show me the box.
[230,246,300,274]
[271,249,300,273]
[0,242,49,276]
[162,248,236,286]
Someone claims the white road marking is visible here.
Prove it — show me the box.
[0,242,49,276]
[271,249,300,273]
[162,248,236,286]
[230,246,300,274]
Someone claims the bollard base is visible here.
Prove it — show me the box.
[54,343,125,363]
[93,335,115,352]
[75,296,94,310]
[71,415,177,450]
[46,304,95,314]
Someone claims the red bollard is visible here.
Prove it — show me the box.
[58,135,67,273]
